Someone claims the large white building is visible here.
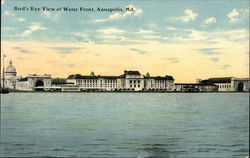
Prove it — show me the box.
[66,70,175,91]
[1,60,20,89]
[1,60,52,91]
[200,77,250,92]
[2,59,249,92]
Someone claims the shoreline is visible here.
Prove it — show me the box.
[6,91,250,93]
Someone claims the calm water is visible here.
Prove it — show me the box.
[0,93,249,157]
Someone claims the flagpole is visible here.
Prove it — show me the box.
[2,55,6,89]
[0,55,1,89]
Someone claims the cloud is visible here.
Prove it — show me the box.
[21,23,48,36]
[167,29,248,43]
[97,27,125,34]
[143,35,161,39]
[197,48,220,55]
[71,32,91,42]
[220,64,230,70]
[4,11,15,17]
[92,4,142,23]
[17,57,24,60]
[46,47,83,50]
[1,26,15,31]
[16,18,26,22]
[46,46,83,54]
[164,57,179,63]
[109,12,123,20]
[136,29,155,34]
[166,27,177,31]
[175,9,198,22]
[210,57,219,62]
[94,54,101,56]
[42,11,61,21]
[129,48,148,55]
[204,17,216,24]
[66,64,74,68]
[124,4,143,16]
[227,9,239,23]
[12,46,30,53]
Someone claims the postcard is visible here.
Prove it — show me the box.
[1,0,249,157]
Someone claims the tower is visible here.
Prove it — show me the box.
[5,60,17,89]
[5,60,17,79]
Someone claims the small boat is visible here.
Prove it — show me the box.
[0,88,9,94]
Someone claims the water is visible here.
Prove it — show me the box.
[0,93,249,157]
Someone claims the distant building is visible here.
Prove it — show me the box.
[16,74,52,91]
[66,70,174,91]
[2,59,249,92]
[144,74,174,91]
[174,83,218,92]
[3,60,20,89]
[200,77,250,92]
[174,83,200,92]
[1,60,52,91]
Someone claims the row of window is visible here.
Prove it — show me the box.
[129,80,141,84]
[76,79,117,84]
[80,84,117,87]
[219,84,231,89]
[151,80,170,84]
[130,85,140,88]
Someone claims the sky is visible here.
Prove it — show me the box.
[1,0,249,82]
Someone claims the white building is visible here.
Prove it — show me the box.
[16,74,52,91]
[200,77,250,92]
[1,60,52,91]
[144,73,174,91]
[1,60,21,90]
[66,70,175,91]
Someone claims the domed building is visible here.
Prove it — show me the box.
[4,60,19,89]
[5,60,17,79]
[1,59,52,91]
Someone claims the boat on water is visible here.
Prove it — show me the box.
[1,54,9,94]
[0,88,9,94]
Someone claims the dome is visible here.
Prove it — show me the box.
[6,60,16,73]
[90,71,95,76]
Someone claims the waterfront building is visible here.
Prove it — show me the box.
[16,74,52,91]
[0,59,52,91]
[200,77,250,92]
[144,73,174,91]
[121,70,144,91]
[3,60,20,89]
[174,83,200,92]
[66,70,175,91]
[1,60,21,90]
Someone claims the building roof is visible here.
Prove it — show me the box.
[99,76,118,79]
[19,77,28,81]
[146,75,174,80]
[52,78,67,84]
[201,77,233,84]
[175,83,199,85]
[6,60,16,73]
[124,70,141,76]
[67,74,98,79]
[67,74,118,80]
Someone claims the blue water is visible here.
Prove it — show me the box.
[0,93,249,157]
